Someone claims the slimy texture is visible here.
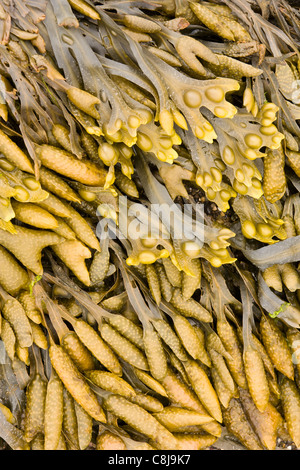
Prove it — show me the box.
[49,344,106,422]
[0,0,299,452]
[0,246,29,295]
[36,145,107,186]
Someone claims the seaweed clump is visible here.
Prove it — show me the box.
[0,0,299,451]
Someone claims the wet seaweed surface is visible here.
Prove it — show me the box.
[0,0,299,451]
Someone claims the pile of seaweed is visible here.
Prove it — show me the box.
[0,0,300,451]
